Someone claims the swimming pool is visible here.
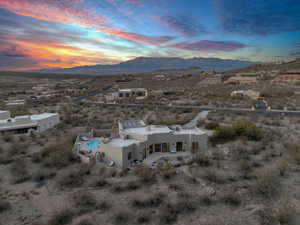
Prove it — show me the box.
[87,140,101,150]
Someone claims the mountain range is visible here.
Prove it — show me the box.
[33,57,262,75]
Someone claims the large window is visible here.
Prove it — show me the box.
[176,142,183,151]
[162,143,168,152]
[155,144,161,152]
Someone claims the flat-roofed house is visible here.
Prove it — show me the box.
[74,120,208,168]
[0,110,60,134]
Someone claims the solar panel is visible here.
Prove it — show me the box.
[122,120,144,129]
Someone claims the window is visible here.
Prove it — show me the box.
[176,142,183,151]
[162,143,168,152]
[192,142,199,153]
[128,152,132,160]
[155,144,161,152]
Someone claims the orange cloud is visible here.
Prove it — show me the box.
[0,0,173,46]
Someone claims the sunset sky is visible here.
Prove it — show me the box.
[0,0,299,70]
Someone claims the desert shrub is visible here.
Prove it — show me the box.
[276,159,289,176]
[112,211,132,225]
[174,198,197,214]
[0,200,11,213]
[159,203,179,225]
[32,170,56,183]
[76,219,94,225]
[254,168,280,198]
[135,164,155,183]
[211,120,263,144]
[131,193,164,208]
[58,170,84,188]
[239,159,252,179]
[73,192,98,214]
[3,133,14,143]
[157,162,176,179]
[111,181,140,192]
[202,168,224,184]
[192,153,211,167]
[287,143,300,164]
[199,195,213,206]
[221,192,241,207]
[274,199,295,225]
[205,122,219,130]
[10,158,31,184]
[136,212,151,224]
[48,209,74,225]
[8,143,29,156]
[18,135,27,142]
[94,178,108,188]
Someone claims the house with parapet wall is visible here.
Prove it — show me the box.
[105,88,148,102]
[74,120,208,168]
[0,110,60,134]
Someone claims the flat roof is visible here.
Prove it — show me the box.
[31,113,58,120]
[124,125,172,135]
[107,138,140,147]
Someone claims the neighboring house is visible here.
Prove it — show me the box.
[105,88,148,101]
[224,75,257,84]
[0,110,60,134]
[74,120,208,168]
[199,74,223,85]
[230,90,260,99]
[4,99,26,107]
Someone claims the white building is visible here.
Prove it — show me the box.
[0,110,60,134]
[105,88,148,102]
[74,120,207,168]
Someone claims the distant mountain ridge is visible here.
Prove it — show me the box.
[32,57,262,75]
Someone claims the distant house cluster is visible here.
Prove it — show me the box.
[272,71,300,83]
[74,120,207,168]
[0,110,60,134]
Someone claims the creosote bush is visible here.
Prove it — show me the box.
[192,153,211,167]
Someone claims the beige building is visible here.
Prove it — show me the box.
[0,110,60,134]
[74,120,208,168]
[230,90,260,99]
[199,74,223,85]
[105,88,148,102]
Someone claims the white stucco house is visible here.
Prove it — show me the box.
[0,110,60,134]
[74,120,208,168]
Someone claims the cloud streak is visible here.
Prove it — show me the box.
[214,0,300,35]
[168,40,248,52]
[159,15,209,37]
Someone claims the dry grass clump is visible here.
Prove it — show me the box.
[72,192,98,215]
[202,168,225,184]
[135,164,155,183]
[287,143,300,164]
[254,167,280,198]
[276,158,289,177]
[58,169,85,188]
[192,153,211,167]
[157,162,177,179]
[10,158,31,184]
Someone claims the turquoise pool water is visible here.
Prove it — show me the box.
[87,140,101,150]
